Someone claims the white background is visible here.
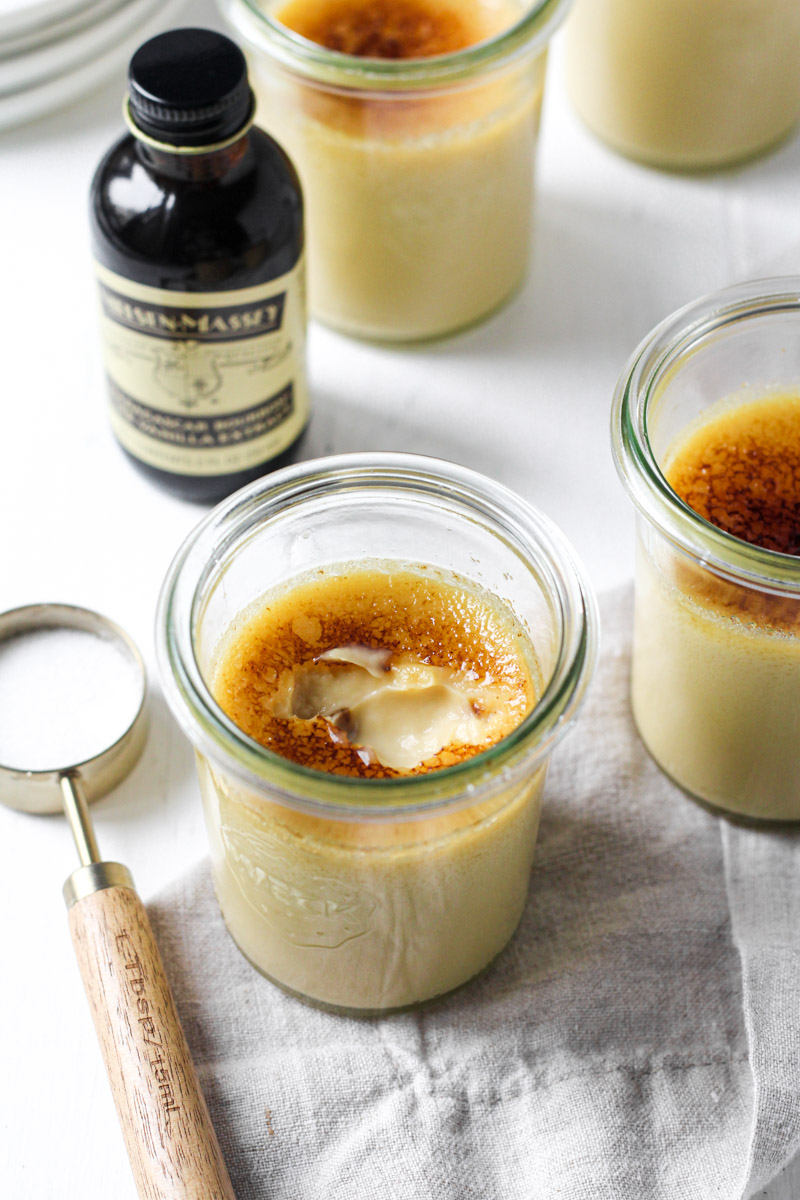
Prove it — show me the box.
[2,1,800,1194]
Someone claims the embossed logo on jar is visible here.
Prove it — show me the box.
[221,821,376,948]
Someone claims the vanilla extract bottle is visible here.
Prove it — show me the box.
[90,28,308,503]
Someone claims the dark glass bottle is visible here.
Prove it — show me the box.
[90,28,308,504]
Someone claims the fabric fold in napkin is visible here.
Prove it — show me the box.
[149,588,800,1200]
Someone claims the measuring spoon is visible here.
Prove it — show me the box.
[0,603,235,1200]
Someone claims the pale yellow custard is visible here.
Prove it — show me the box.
[565,0,800,169]
[201,564,545,1010]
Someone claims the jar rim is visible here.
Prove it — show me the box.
[222,0,572,90]
[155,452,597,820]
[611,275,800,594]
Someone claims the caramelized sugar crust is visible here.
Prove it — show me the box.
[277,0,493,58]
[212,567,536,778]
[666,393,800,556]
[664,393,800,631]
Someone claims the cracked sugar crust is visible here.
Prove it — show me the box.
[211,565,538,778]
[663,392,800,633]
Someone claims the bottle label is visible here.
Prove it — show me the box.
[94,259,309,477]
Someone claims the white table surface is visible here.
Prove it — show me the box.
[2,3,800,1195]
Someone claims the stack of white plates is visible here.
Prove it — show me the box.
[0,0,188,130]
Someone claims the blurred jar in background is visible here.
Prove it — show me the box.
[565,0,800,170]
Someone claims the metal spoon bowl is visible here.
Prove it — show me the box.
[0,602,147,815]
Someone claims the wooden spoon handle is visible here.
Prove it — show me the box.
[67,874,236,1199]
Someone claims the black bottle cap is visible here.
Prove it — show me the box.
[128,28,254,148]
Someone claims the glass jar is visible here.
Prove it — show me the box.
[612,278,800,824]
[156,453,597,1012]
[565,0,800,169]
[222,0,571,341]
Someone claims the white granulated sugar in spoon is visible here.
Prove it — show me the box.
[0,627,142,771]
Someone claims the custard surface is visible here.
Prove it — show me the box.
[212,565,537,777]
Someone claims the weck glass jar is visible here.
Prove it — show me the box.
[612,278,800,824]
[222,0,572,340]
[157,453,597,1012]
[565,0,800,169]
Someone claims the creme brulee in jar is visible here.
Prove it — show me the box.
[223,0,571,340]
[157,455,597,1011]
[613,280,800,823]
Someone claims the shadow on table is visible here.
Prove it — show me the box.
[422,191,705,366]
[99,685,197,828]
[298,386,524,483]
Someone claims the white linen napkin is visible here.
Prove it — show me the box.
[148,588,800,1199]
